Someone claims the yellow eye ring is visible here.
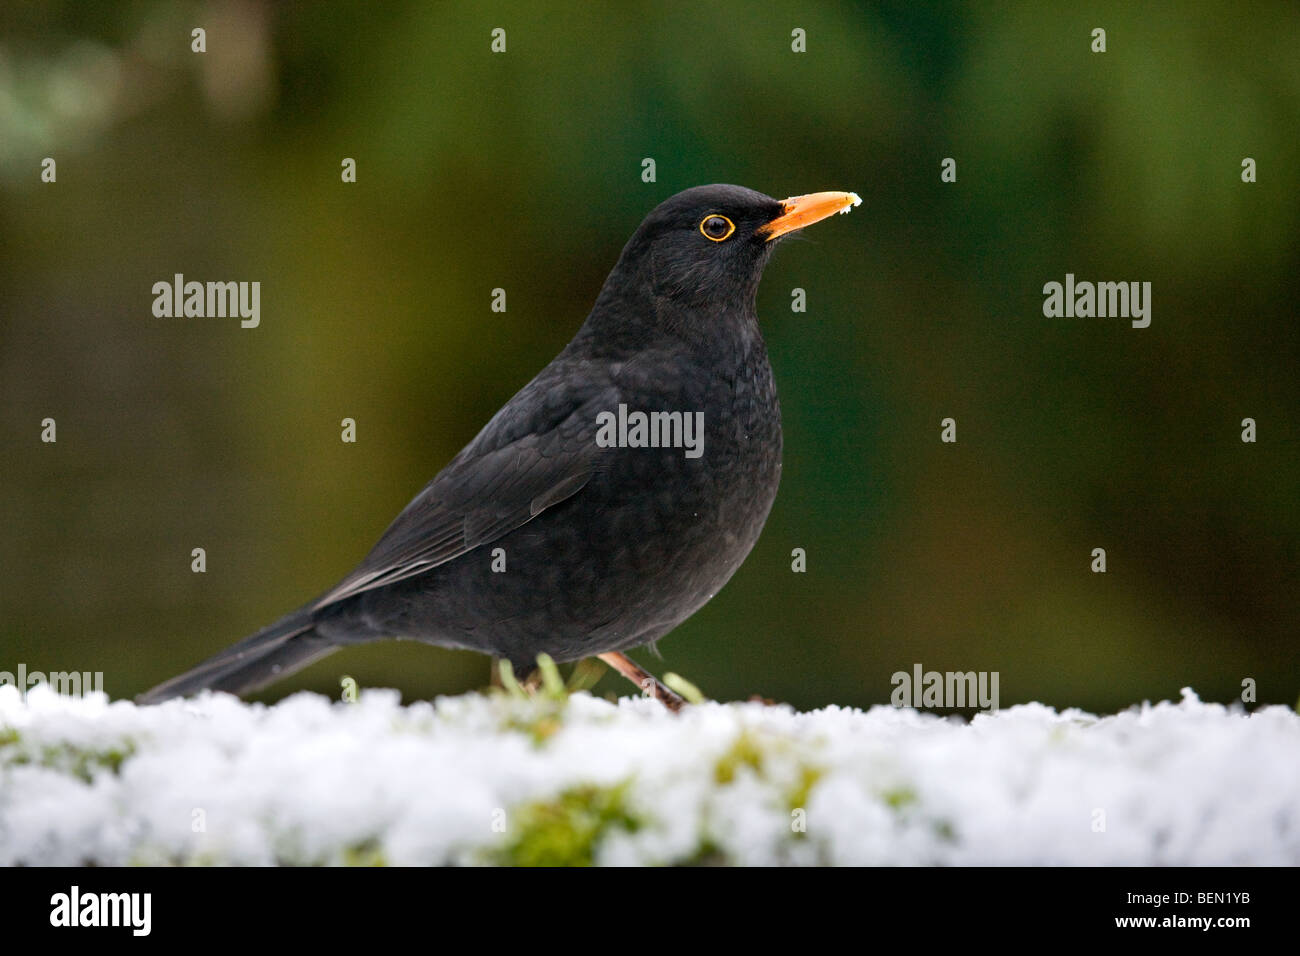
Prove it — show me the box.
[699,214,735,242]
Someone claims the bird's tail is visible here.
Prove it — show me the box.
[136,605,337,705]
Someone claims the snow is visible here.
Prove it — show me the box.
[1,684,1296,865]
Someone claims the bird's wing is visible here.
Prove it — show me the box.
[311,369,609,610]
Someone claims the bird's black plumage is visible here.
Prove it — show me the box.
[139,184,858,705]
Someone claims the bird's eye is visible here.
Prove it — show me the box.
[699,214,735,242]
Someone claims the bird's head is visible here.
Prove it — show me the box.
[589,184,860,348]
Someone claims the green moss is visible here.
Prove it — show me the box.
[881,786,918,811]
[680,838,729,867]
[1,737,136,783]
[784,764,823,842]
[128,848,221,867]
[504,707,566,746]
[535,653,567,701]
[565,658,605,693]
[341,839,388,866]
[491,655,597,746]
[495,782,641,866]
[662,672,706,705]
[877,785,956,844]
[787,764,823,811]
[97,745,133,776]
[714,731,764,784]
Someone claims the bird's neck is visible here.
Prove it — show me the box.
[575,285,764,372]
[578,257,765,370]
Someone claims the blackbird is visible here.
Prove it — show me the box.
[139,184,860,709]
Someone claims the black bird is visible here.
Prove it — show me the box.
[139,184,860,709]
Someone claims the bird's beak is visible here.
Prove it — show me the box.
[759,191,862,241]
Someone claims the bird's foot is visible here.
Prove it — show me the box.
[598,652,685,712]
[492,658,545,698]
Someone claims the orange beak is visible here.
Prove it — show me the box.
[759,190,862,241]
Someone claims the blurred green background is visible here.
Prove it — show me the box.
[1,1,1296,713]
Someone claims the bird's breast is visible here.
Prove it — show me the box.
[589,347,782,576]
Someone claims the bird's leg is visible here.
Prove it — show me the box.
[492,658,541,695]
[597,652,685,712]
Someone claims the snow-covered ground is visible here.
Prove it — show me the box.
[1,683,1296,865]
